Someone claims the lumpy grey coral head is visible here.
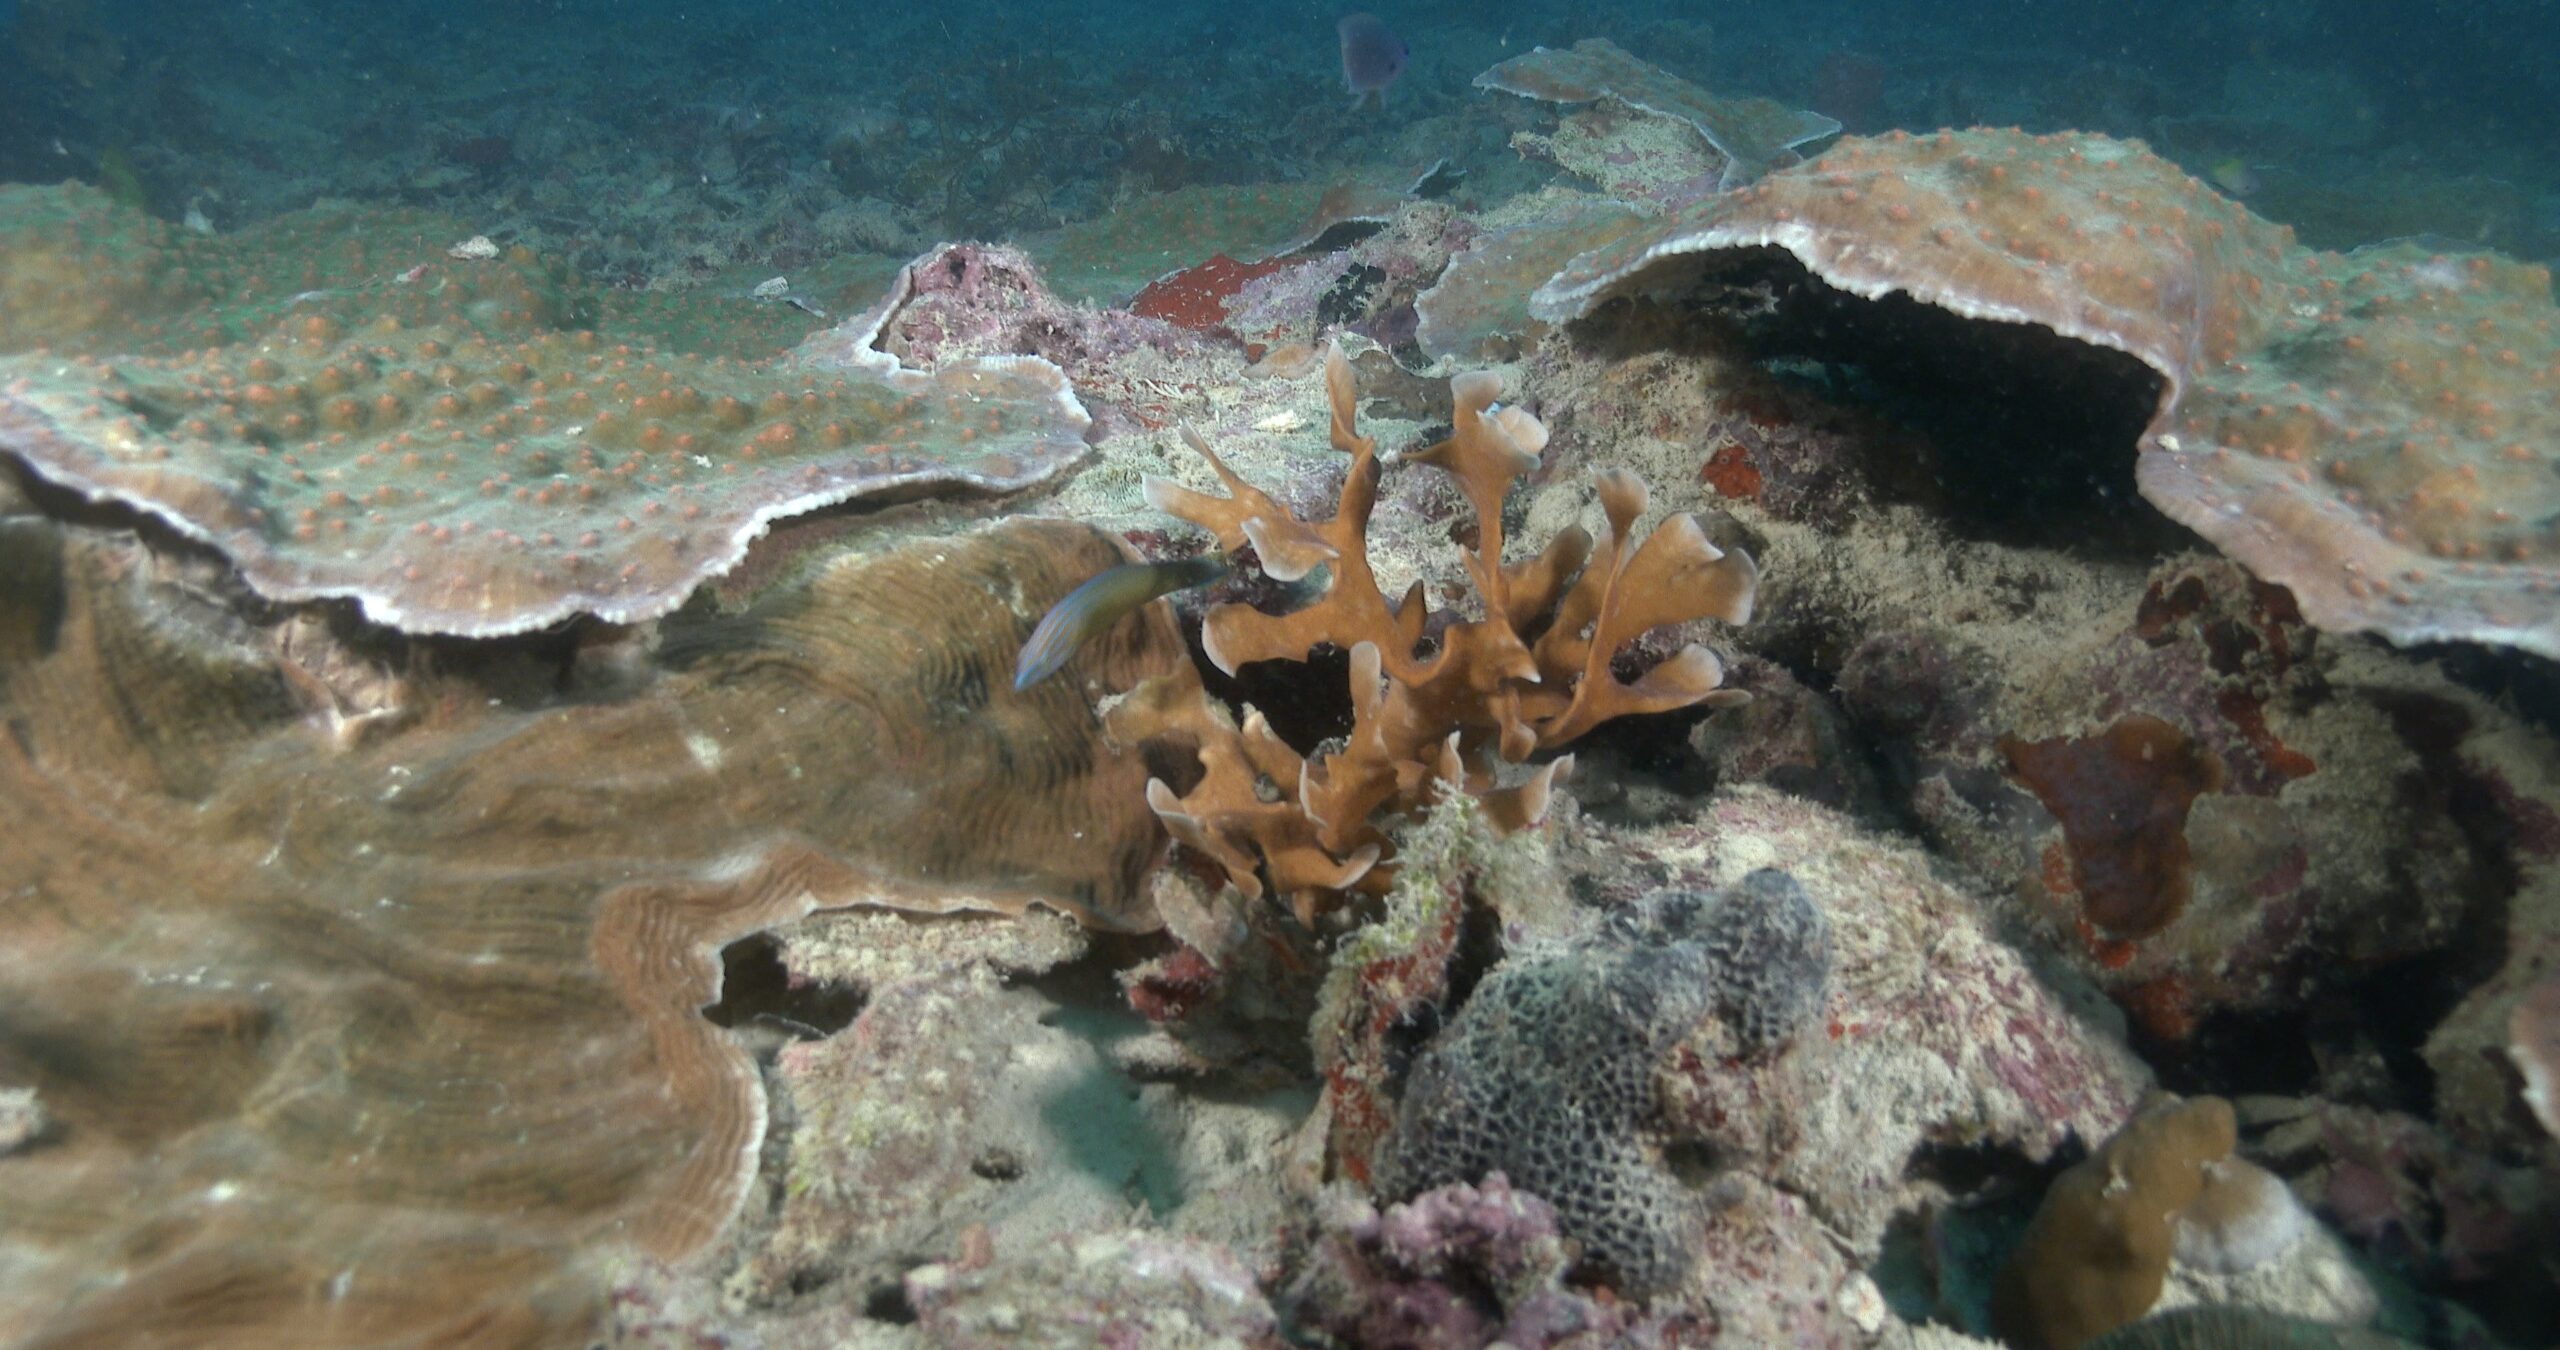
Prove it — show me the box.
[1379,870,1834,1296]
[1698,869,1833,1054]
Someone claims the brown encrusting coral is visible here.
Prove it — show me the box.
[0,515,1190,1343]
[1128,347,1758,920]
[2002,714,2230,940]
[1995,1095,2241,1350]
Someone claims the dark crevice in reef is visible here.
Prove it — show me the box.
[2422,641,2560,741]
[1599,245,2185,560]
[859,1278,917,1324]
[2143,950,2475,1117]
[2141,1004,2321,1102]
[1871,1139,2059,1327]
[1904,1136,2065,1200]
[701,933,864,1042]
[1203,641,1357,757]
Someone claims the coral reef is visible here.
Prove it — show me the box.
[828,239,1240,439]
[1611,787,2154,1248]
[905,1229,1285,1348]
[2512,974,2560,1139]
[0,1088,41,1155]
[2418,711,2560,1157]
[2247,1096,2542,1296]
[1284,1174,1700,1346]
[0,188,1091,636]
[1029,177,1406,308]
[1992,1093,2383,1350]
[1296,792,1566,1189]
[1475,39,1842,190]
[1996,1095,2243,1350]
[1414,193,1651,364]
[6,14,2560,1345]
[1805,549,2556,1057]
[1379,870,1831,1293]
[733,965,1179,1307]
[1133,346,1757,917]
[1532,127,2560,659]
[2083,1307,2417,1349]
[0,515,1191,1342]
[2000,714,2230,940]
[1304,784,2152,1341]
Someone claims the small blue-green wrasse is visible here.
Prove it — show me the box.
[1013,555,1230,690]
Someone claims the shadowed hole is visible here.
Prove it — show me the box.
[700,933,862,1039]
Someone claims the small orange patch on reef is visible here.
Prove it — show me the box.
[2003,714,2227,940]
[1699,439,1765,500]
[2117,972,2200,1042]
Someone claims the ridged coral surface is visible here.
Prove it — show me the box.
[0,516,1190,1343]
[1475,39,1841,188]
[1534,128,2560,658]
[0,186,1091,636]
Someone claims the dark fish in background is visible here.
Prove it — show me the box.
[1013,556,1232,691]
[2206,157,2263,199]
[1338,13,1410,108]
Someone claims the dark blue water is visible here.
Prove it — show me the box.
[2,0,2552,275]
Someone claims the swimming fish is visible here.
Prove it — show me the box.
[1013,556,1231,691]
[1338,13,1410,108]
[2205,157,2261,198]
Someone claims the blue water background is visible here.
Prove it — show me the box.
[0,0,2553,267]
